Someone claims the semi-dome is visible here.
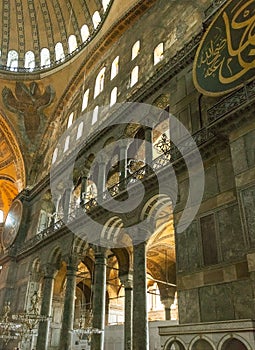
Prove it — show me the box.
[0,0,112,73]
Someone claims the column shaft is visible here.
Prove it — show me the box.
[119,141,129,189]
[133,241,148,350]
[37,275,54,350]
[124,286,133,350]
[80,174,88,205]
[59,266,77,350]
[97,162,107,201]
[144,127,153,165]
[63,188,72,221]
[91,251,107,350]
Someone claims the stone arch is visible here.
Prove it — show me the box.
[73,236,89,256]
[30,257,42,276]
[100,216,131,248]
[218,335,251,350]
[141,194,172,228]
[47,246,63,267]
[189,336,216,350]
[164,338,186,350]
[111,247,131,275]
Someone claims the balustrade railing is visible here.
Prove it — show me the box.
[207,78,255,123]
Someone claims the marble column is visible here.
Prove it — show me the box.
[63,187,72,221]
[91,249,107,350]
[120,273,133,350]
[59,258,78,350]
[133,240,149,350]
[80,172,88,205]
[160,286,176,320]
[37,265,55,350]
[97,155,107,202]
[144,126,153,166]
[119,139,130,190]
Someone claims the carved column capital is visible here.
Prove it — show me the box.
[63,254,79,272]
[119,272,133,289]
[97,152,109,165]
[42,263,57,278]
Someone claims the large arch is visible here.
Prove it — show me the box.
[0,113,26,218]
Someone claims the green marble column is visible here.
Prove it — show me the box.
[37,266,55,350]
[91,249,106,350]
[120,273,133,350]
[133,241,149,350]
[97,155,107,202]
[119,139,130,190]
[59,259,77,350]
[80,172,88,205]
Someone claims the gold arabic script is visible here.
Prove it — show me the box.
[198,0,255,85]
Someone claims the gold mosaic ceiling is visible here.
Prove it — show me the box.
[0,0,112,71]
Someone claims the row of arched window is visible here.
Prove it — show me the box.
[81,41,164,110]
[51,40,165,163]
[0,0,112,71]
[81,41,164,109]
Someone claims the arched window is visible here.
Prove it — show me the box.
[92,106,99,125]
[82,89,89,111]
[92,11,101,28]
[64,136,70,152]
[111,56,119,80]
[81,24,90,42]
[7,50,18,70]
[68,35,78,53]
[192,339,214,350]
[154,42,164,65]
[222,338,248,350]
[24,51,35,69]
[102,0,111,11]
[67,113,74,129]
[110,87,117,106]
[94,67,106,98]
[55,42,65,61]
[130,66,139,87]
[77,122,84,140]
[40,48,50,67]
[131,40,140,60]
[0,210,4,223]
[52,148,58,164]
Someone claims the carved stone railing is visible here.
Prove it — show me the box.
[207,78,255,123]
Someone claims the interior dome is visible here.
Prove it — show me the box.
[0,0,112,73]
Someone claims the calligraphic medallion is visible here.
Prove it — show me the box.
[1,200,23,249]
[193,0,255,96]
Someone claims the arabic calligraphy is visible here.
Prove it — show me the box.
[198,28,227,78]
[193,0,255,96]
